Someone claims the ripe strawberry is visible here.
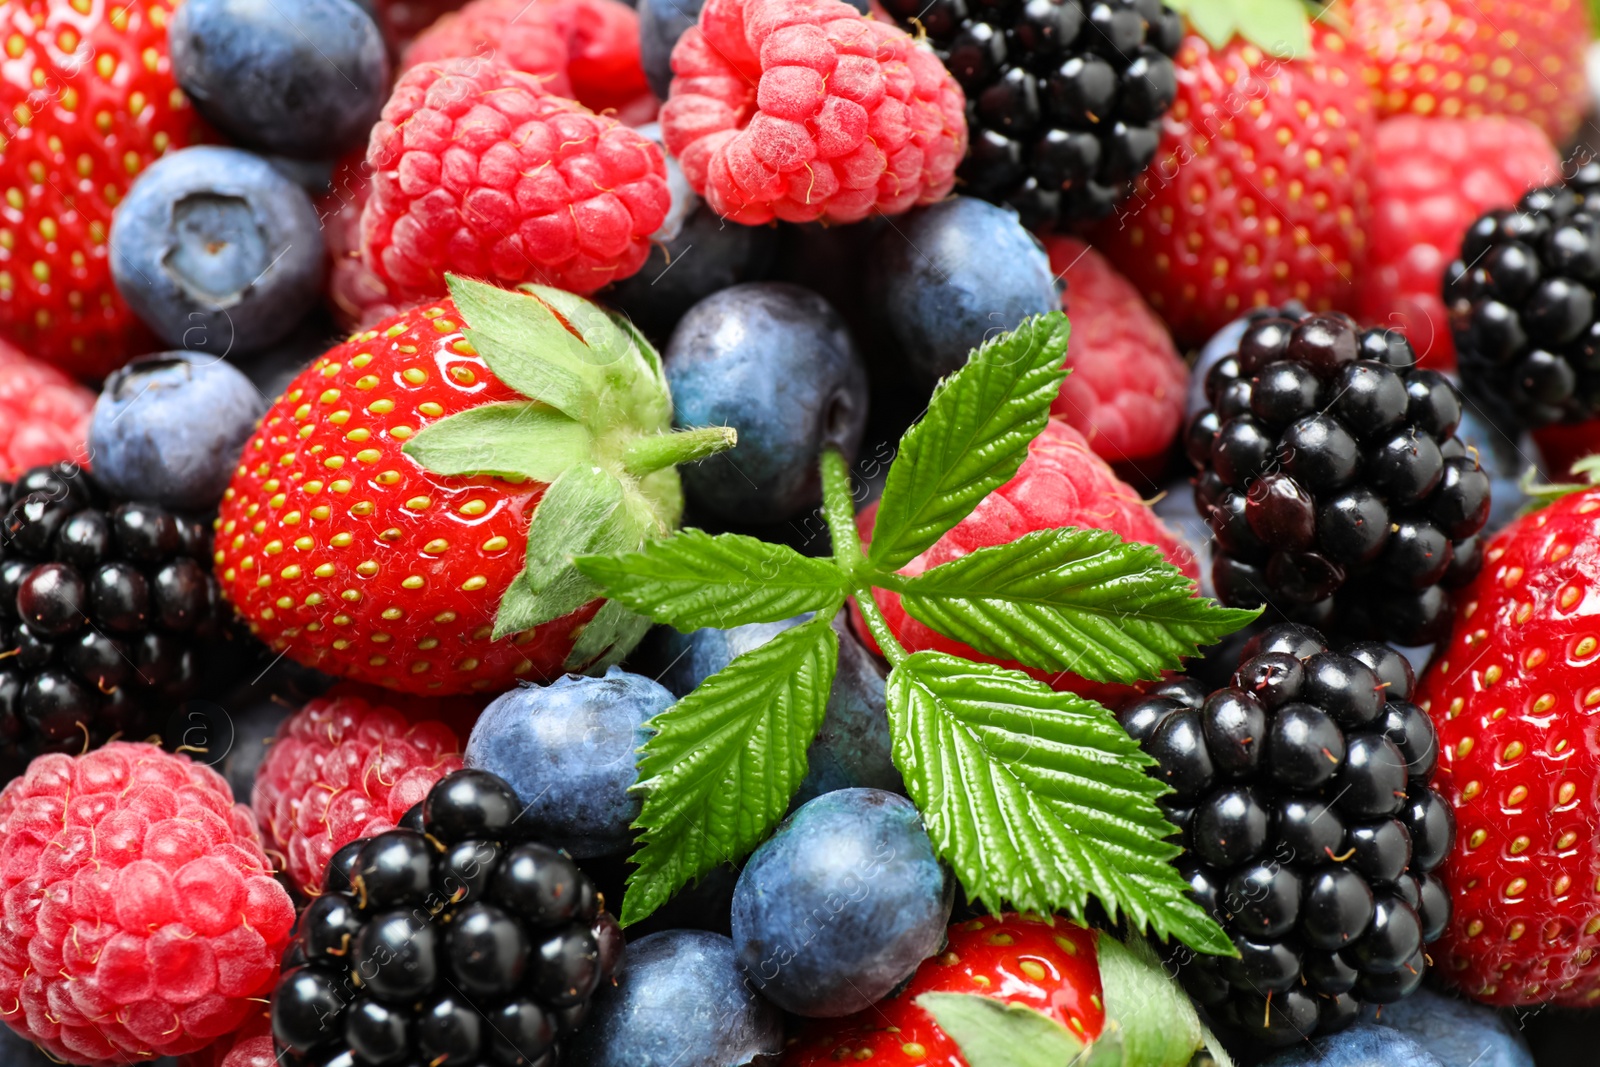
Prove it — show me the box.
[1417,470,1600,1005]
[1342,0,1591,147]
[213,276,735,696]
[1356,115,1559,369]
[782,913,1105,1066]
[0,334,93,478]
[0,0,210,380]
[1093,16,1376,349]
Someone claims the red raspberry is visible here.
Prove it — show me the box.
[659,0,966,224]
[854,418,1198,705]
[0,337,93,480]
[1355,115,1558,370]
[1046,236,1187,467]
[320,152,407,331]
[360,60,671,299]
[176,1009,270,1067]
[251,688,466,896]
[0,743,294,1066]
[402,0,656,121]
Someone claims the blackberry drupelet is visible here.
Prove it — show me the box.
[1185,309,1489,645]
[1121,625,1453,1047]
[1447,164,1600,431]
[0,461,224,779]
[270,768,625,1067]
[878,0,1182,229]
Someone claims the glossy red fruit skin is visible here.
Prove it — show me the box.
[783,913,1104,1067]
[0,0,209,380]
[1094,27,1375,349]
[1419,486,1600,1006]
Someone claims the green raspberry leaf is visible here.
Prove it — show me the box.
[622,613,839,926]
[887,651,1234,957]
[868,314,1070,573]
[915,994,1087,1067]
[575,529,849,631]
[401,402,594,484]
[888,526,1260,683]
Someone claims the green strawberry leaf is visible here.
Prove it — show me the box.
[867,313,1070,573]
[400,402,594,483]
[1164,0,1311,57]
[575,529,850,631]
[887,527,1260,683]
[447,275,606,423]
[565,598,654,673]
[1096,935,1231,1067]
[887,651,1234,956]
[915,994,1086,1067]
[622,612,839,925]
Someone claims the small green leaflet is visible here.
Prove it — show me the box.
[1096,935,1234,1067]
[564,599,653,673]
[887,652,1234,956]
[401,402,593,483]
[916,995,1086,1067]
[887,526,1260,683]
[1162,0,1311,58]
[867,313,1070,573]
[575,529,850,632]
[622,612,841,926]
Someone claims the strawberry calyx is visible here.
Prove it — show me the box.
[1519,452,1600,510]
[402,274,736,658]
[1162,0,1318,57]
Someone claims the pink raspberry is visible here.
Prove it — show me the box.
[659,0,967,224]
[251,688,466,897]
[0,338,93,480]
[1046,236,1188,467]
[176,1009,270,1067]
[360,60,671,299]
[0,743,294,1066]
[320,152,408,331]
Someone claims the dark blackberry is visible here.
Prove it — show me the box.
[1185,310,1489,645]
[1119,625,1452,1047]
[877,0,1181,230]
[270,769,622,1067]
[1448,165,1600,431]
[0,462,226,779]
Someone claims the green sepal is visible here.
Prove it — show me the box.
[400,402,593,483]
[1163,0,1312,57]
[448,275,606,423]
[1520,453,1600,513]
[565,599,654,673]
[1096,935,1233,1067]
[915,994,1086,1067]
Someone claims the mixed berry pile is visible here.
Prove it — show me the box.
[1,0,1600,1061]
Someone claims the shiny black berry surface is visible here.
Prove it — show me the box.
[270,769,622,1067]
[878,0,1181,229]
[1449,164,1600,430]
[0,463,227,779]
[1118,625,1453,1047]
[1186,311,1489,645]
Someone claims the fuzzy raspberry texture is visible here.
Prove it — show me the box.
[176,1009,270,1067]
[1356,115,1558,370]
[855,418,1198,704]
[0,743,294,1066]
[659,0,967,224]
[0,337,93,480]
[252,689,464,896]
[361,60,671,299]
[320,152,406,331]
[402,0,655,120]
[1046,236,1187,465]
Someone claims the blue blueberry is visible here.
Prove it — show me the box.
[463,667,673,858]
[1451,393,1534,536]
[565,929,783,1067]
[648,611,900,805]
[1360,988,1533,1067]
[169,0,388,160]
[731,787,953,1017]
[1259,1022,1445,1067]
[88,352,267,510]
[664,282,869,524]
[869,196,1058,383]
[110,146,325,357]
[639,0,864,99]
[231,308,338,403]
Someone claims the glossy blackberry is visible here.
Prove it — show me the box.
[1448,164,1600,431]
[878,0,1181,229]
[0,463,225,780]
[1185,310,1489,645]
[270,769,623,1067]
[1119,625,1452,1047]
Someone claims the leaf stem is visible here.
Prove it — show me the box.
[819,448,910,670]
[622,426,738,477]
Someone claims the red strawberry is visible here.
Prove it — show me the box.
[783,913,1106,1066]
[1417,470,1600,1005]
[0,0,210,380]
[1093,17,1376,349]
[854,418,1198,705]
[1356,115,1559,369]
[1045,236,1187,470]
[214,277,735,695]
[0,334,93,478]
[1342,0,1591,147]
